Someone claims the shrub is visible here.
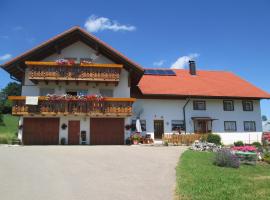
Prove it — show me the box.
[263,152,270,164]
[213,149,240,168]
[252,142,262,148]
[0,135,9,144]
[0,112,4,125]
[200,134,208,142]
[163,141,169,146]
[234,141,244,146]
[206,134,221,145]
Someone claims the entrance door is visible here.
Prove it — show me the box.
[194,120,207,133]
[154,120,164,139]
[68,120,80,145]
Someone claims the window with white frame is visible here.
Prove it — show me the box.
[244,121,256,132]
[40,88,55,96]
[242,100,253,111]
[223,100,234,111]
[131,119,146,132]
[171,120,185,132]
[99,89,113,97]
[193,100,206,110]
[224,121,237,132]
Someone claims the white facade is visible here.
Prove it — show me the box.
[132,99,262,144]
[19,41,264,145]
[20,41,131,145]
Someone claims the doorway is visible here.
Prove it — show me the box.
[68,120,80,145]
[154,120,164,139]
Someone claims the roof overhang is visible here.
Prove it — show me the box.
[2,26,144,81]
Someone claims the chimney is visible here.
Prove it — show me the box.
[189,60,196,75]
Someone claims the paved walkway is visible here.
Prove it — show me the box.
[0,145,187,200]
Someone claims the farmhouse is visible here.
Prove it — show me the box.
[2,26,270,145]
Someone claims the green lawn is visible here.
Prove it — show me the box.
[176,150,270,200]
[0,114,19,143]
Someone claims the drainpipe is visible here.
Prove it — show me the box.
[183,98,190,134]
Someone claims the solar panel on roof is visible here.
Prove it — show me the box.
[144,69,176,76]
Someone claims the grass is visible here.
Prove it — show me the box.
[176,150,270,200]
[0,114,19,144]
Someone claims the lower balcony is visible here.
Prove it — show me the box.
[8,96,136,117]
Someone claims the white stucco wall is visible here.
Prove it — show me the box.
[132,98,263,144]
[22,41,130,97]
[59,116,90,144]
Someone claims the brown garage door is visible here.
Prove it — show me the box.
[90,118,124,145]
[23,118,60,145]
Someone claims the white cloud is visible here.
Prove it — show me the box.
[0,54,12,61]
[171,53,199,69]
[84,15,136,33]
[153,60,165,67]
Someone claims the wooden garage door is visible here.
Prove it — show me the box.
[23,118,59,145]
[90,118,124,145]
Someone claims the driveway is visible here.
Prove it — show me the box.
[0,145,186,200]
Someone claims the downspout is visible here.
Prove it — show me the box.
[183,98,190,134]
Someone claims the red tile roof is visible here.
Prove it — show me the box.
[138,69,270,99]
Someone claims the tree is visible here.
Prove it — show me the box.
[0,82,21,114]
[262,115,268,121]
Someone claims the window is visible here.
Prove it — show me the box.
[224,121,237,132]
[223,100,234,111]
[77,90,88,96]
[40,88,55,96]
[193,100,206,110]
[99,89,113,97]
[171,120,185,132]
[242,100,253,111]
[244,121,256,132]
[131,120,146,132]
[66,91,77,96]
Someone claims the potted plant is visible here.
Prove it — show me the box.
[130,132,142,145]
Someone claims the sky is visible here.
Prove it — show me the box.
[0,0,270,117]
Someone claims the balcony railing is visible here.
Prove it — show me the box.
[26,61,122,83]
[8,96,135,117]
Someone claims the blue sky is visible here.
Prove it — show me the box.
[0,0,270,117]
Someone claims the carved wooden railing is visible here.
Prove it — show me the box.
[8,96,135,117]
[26,61,122,83]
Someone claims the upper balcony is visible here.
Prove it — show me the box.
[26,61,123,84]
[8,96,135,117]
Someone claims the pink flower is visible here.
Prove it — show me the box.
[231,145,256,152]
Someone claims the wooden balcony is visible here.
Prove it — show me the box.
[26,61,122,84]
[8,96,135,117]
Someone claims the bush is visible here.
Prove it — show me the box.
[263,152,270,164]
[163,141,169,146]
[207,134,221,145]
[252,142,262,148]
[0,136,8,144]
[0,113,3,125]
[213,149,240,168]
[234,141,244,147]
